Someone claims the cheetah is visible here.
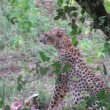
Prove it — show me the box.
[40,28,110,110]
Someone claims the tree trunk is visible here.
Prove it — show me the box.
[75,0,110,40]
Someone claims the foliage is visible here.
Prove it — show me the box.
[55,0,110,53]
[0,0,110,109]
[37,82,51,106]
[0,81,10,109]
[86,90,110,110]
[72,90,110,110]
[104,0,110,11]
[6,0,45,32]
[79,38,105,61]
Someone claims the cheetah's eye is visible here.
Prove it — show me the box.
[45,34,52,40]
[45,34,48,37]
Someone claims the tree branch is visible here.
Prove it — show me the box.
[75,0,110,40]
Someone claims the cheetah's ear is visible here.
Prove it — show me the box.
[56,29,63,37]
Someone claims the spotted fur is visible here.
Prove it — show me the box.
[40,28,110,110]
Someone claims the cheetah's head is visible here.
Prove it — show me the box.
[40,28,72,50]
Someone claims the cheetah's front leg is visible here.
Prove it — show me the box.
[48,73,67,110]
[48,85,67,110]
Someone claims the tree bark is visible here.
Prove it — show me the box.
[75,0,110,40]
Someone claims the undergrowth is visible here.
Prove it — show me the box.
[0,0,110,110]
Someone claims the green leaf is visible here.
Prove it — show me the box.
[72,107,77,110]
[5,105,10,110]
[72,36,76,45]
[8,0,15,3]
[58,11,64,16]
[74,41,78,47]
[102,48,109,53]
[0,81,5,108]
[51,62,61,74]
[77,29,82,34]
[99,16,106,25]
[81,9,85,15]
[103,64,107,75]
[97,100,107,109]
[17,84,22,91]
[71,6,77,11]
[51,62,61,67]
[22,66,30,72]
[64,6,69,12]
[17,74,22,84]
[85,29,90,34]
[86,57,92,63]
[79,100,87,109]
[72,76,77,81]
[40,67,46,75]
[91,13,97,19]
[107,105,110,110]
[80,17,85,23]
[99,17,105,25]
[71,29,77,35]
[62,63,71,72]
[39,51,50,62]
[73,12,78,17]
[104,43,109,48]
[97,89,107,99]
[66,1,69,4]
[57,9,63,12]
[0,100,4,108]
[57,8,65,18]
[89,82,94,88]
[57,0,63,6]
[99,16,106,19]
[54,16,60,20]
[22,107,29,110]
[105,92,110,102]
[85,94,97,106]
[72,23,77,29]
[2,81,5,106]
[52,69,60,74]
